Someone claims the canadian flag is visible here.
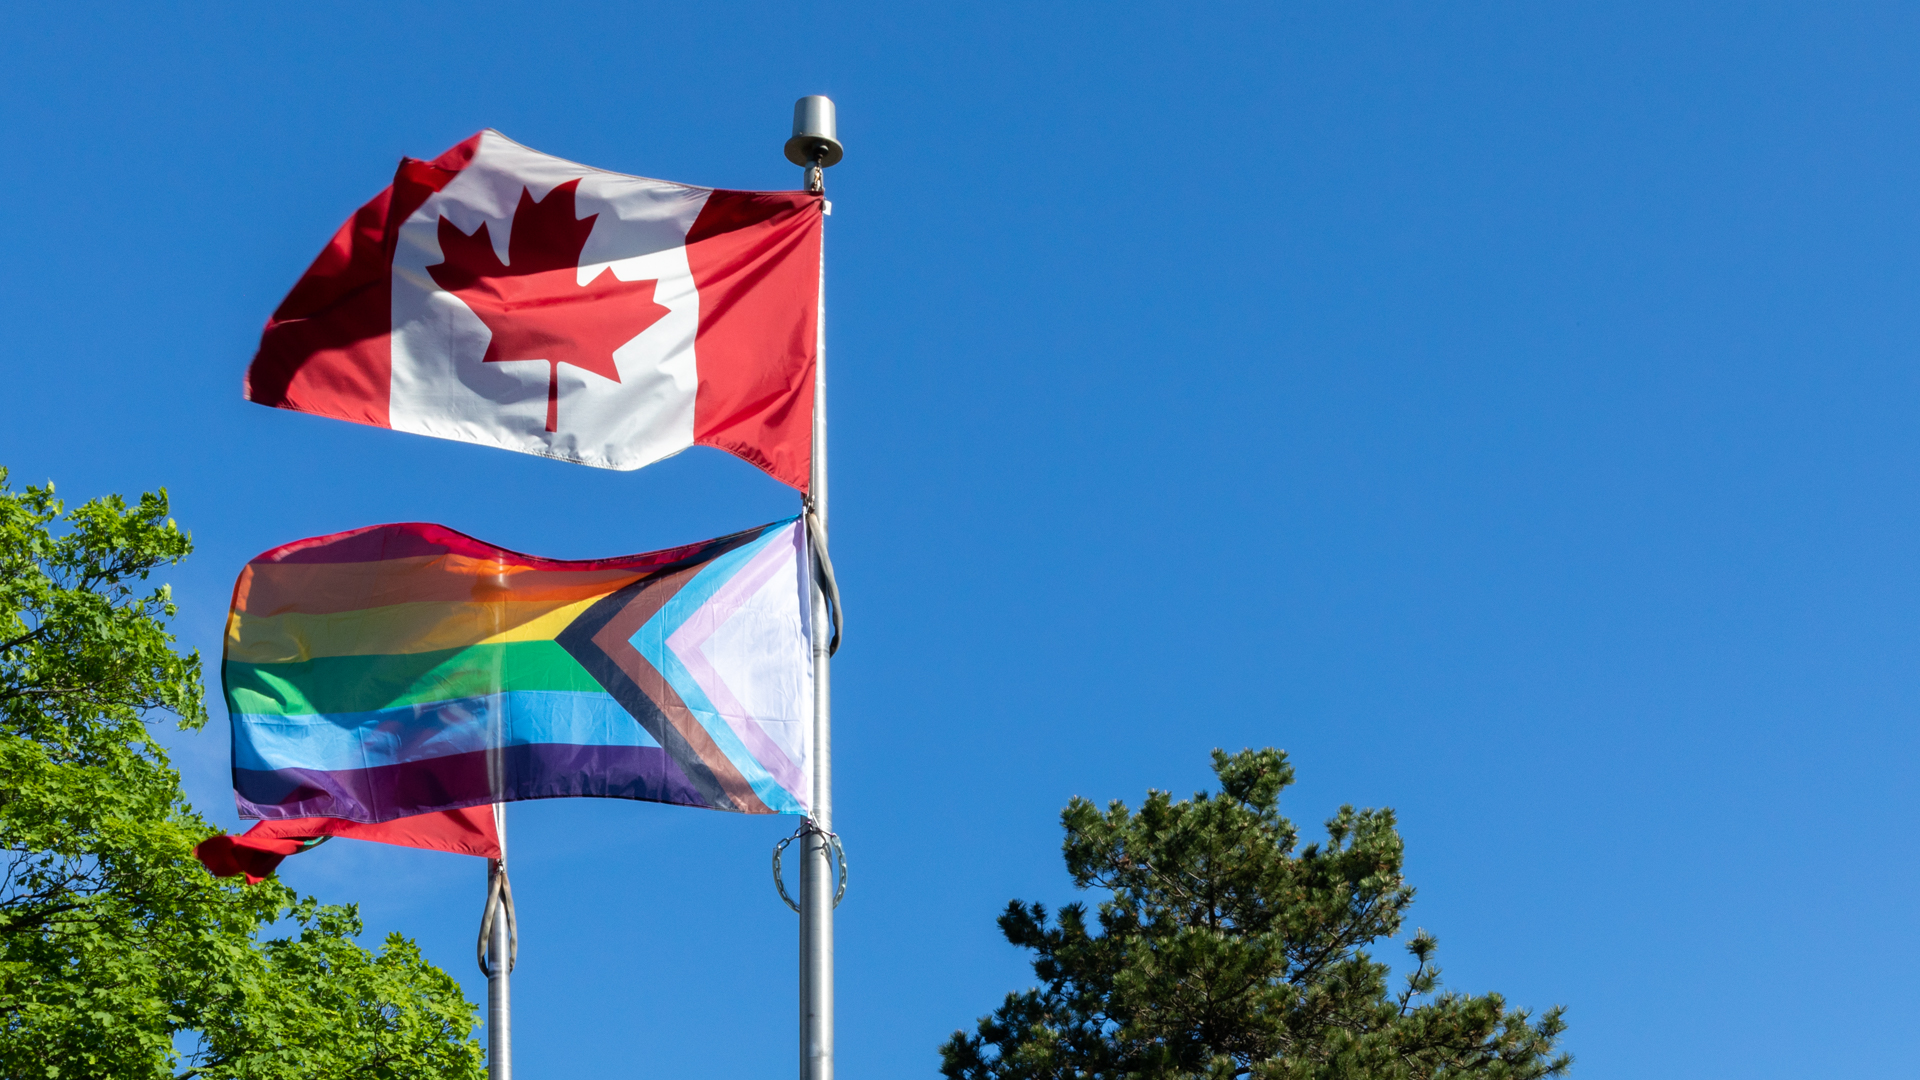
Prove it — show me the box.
[246,130,822,491]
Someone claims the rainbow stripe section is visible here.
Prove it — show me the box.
[225,519,813,823]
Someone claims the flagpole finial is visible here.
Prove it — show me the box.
[786,95,842,194]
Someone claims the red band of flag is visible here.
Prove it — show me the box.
[246,130,822,491]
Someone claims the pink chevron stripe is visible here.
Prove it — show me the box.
[665,528,807,798]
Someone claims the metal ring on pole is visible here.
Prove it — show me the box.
[772,820,847,913]
[476,862,518,977]
[803,506,843,657]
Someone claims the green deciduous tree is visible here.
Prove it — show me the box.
[941,749,1569,1080]
[0,469,483,1080]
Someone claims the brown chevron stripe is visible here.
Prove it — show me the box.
[585,567,772,814]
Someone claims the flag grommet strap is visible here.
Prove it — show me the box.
[477,862,518,977]
[804,506,843,656]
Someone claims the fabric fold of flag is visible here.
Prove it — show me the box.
[244,129,822,491]
[195,806,501,883]
[226,518,814,825]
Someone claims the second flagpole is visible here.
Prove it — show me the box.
[486,804,511,1080]
[788,94,843,1080]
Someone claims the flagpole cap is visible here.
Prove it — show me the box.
[785,95,844,167]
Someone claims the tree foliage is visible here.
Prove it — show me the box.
[0,469,483,1080]
[940,749,1569,1080]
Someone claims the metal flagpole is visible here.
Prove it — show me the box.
[483,802,514,1080]
[786,94,843,1080]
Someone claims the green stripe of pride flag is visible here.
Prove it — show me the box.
[225,641,603,717]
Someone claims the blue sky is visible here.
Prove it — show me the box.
[5,3,1919,1076]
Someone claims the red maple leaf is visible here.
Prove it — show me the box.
[427,178,668,432]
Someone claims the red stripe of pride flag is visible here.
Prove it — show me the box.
[195,806,499,884]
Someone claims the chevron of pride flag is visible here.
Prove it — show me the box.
[223,518,814,830]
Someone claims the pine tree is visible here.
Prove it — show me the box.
[940,749,1569,1080]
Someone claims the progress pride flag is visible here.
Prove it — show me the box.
[246,130,822,491]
